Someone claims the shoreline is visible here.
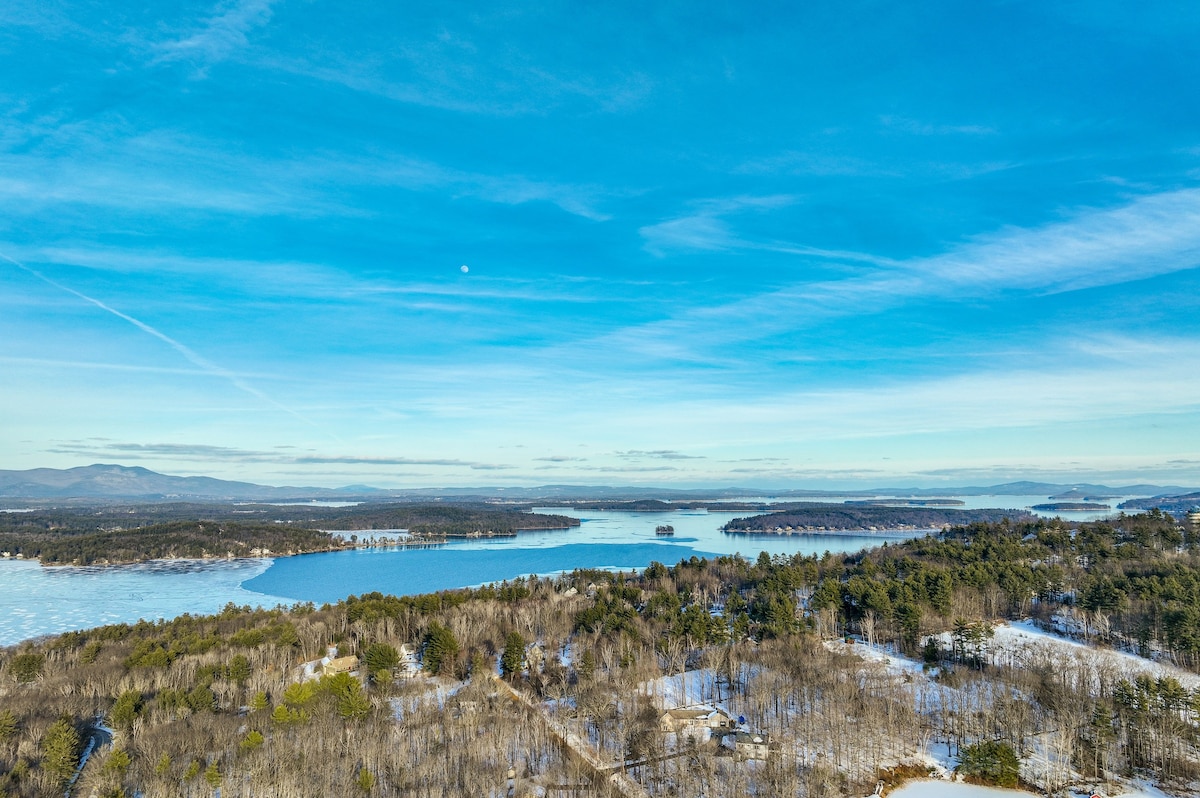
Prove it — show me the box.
[723,525,940,535]
[9,523,582,568]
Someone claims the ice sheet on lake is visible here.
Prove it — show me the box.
[0,558,294,647]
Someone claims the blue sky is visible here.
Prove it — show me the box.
[3,1,1200,490]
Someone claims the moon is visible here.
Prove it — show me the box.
[460,264,469,273]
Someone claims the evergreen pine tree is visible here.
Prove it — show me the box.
[501,631,526,680]
[40,717,80,784]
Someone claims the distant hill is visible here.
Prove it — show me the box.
[1119,492,1200,513]
[0,464,342,501]
[1,464,1195,504]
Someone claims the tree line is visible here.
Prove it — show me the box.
[0,503,581,564]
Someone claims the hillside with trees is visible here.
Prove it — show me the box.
[1,510,1199,796]
[0,503,580,565]
[723,503,1032,532]
[0,521,344,565]
[315,504,579,535]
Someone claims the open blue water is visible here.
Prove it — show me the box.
[241,509,923,604]
[0,498,1130,646]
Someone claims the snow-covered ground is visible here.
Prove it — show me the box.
[888,778,1174,798]
[640,669,726,709]
[988,621,1200,690]
[887,781,1033,798]
[825,623,1199,798]
[828,620,1200,694]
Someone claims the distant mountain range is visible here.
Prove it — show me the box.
[0,464,348,501]
[1,464,1198,505]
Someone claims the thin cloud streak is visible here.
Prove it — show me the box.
[44,441,515,471]
[1,252,325,436]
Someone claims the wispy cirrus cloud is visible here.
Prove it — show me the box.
[640,194,896,265]
[615,450,705,460]
[575,465,681,473]
[2,252,323,433]
[297,456,517,471]
[152,0,279,69]
[48,441,277,460]
[667,335,1200,442]
[45,441,516,471]
[618,188,1200,360]
[352,153,613,221]
[6,244,608,308]
[0,134,610,222]
[879,115,997,136]
[640,195,795,255]
[258,29,653,117]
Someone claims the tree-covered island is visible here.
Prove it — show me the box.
[723,503,1033,533]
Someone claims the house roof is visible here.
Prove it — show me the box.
[732,731,769,744]
[664,706,729,721]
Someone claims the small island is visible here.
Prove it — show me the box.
[1031,502,1110,512]
[655,524,675,536]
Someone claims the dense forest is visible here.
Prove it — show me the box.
[2,511,1199,797]
[0,504,579,565]
[315,504,579,536]
[0,521,343,565]
[723,504,1032,532]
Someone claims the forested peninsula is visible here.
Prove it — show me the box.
[0,504,579,566]
[2,511,1200,797]
[722,503,1031,533]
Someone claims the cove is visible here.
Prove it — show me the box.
[240,509,924,604]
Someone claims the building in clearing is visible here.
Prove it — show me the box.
[323,654,359,677]
[300,645,360,681]
[397,643,422,679]
[659,706,735,735]
[723,730,772,760]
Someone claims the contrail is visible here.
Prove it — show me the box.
[2,251,330,436]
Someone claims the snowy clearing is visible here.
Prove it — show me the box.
[988,621,1200,691]
[888,781,1034,798]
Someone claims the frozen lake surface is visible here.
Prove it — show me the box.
[0,557,293,646]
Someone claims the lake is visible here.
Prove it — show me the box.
[0,508,919,646]
[0,496,1140,647]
